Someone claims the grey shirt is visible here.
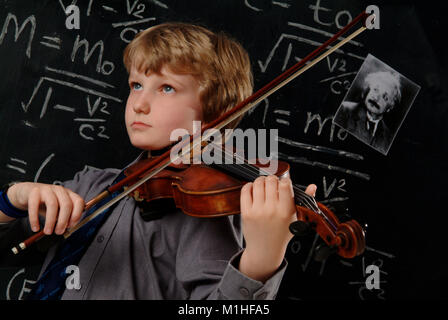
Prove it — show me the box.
[31,160,287,300]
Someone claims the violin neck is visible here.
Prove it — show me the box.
[206,143,317,211]
[210,161,315,209]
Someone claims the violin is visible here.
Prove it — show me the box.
[11,11,372,258]
[123,145,365,259]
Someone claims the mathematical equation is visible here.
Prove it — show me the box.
[0,0,167,142]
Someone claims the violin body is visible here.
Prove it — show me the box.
[124,157,289,218]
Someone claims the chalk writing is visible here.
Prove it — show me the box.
[244,0,291,12]
[6,268,36,300]
[0,13,36,58]
[6,158,27,174]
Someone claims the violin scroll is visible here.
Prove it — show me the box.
[295,202,365,259]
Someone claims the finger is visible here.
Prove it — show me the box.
[265,175,279,204]
[279,177,294,205]
[240,182,253,214]
[42,190,59,235]
[28,188,41,232]
[252,176,266,203]
[305,184,317,197]
[68,191,85,228]
[54,187,73,235]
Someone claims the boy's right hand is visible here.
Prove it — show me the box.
[7,182,85,235]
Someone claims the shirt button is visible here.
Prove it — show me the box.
[97,235,105,243]
[256,292,268,300]
[239,287,250,297]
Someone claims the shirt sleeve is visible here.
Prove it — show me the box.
[213,249,287,300]
[173,213,287,300]
[62,165,121,201]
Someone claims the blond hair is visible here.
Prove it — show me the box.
[123,22,253,129]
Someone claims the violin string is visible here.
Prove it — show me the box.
[238,157,319,212]
[214,143,317,209]
[213,144,339,230]
[209,142,319,212]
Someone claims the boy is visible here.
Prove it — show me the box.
[0,22,316,299]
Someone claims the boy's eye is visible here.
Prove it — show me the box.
[162,85,175,94]
[131,82,142,90]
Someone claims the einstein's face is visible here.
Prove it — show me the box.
[364,81,394,116]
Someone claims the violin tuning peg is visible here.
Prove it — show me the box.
[289,221,310,236]
[314,244,337,262]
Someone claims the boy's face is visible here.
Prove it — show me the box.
[125,65,203,150]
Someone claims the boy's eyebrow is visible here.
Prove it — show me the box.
[161,75,184,87]
[127,68,193,89]
[127,72,140,83]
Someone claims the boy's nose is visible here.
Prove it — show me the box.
[133,94,151,114]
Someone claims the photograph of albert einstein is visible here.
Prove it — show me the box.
[333,54,420,155]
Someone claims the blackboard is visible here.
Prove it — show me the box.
[0,0,447,300]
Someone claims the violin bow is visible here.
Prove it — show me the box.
[12,11,372,254]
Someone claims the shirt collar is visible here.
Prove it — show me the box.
[366,112,382,137]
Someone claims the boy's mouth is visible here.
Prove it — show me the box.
[131,121,152,128]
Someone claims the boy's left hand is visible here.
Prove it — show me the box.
[239,175,316,282]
